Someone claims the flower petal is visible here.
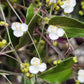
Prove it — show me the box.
[78,69,84,75]
[31,57,40,66]
[57,28,65,37]
[39,63,47,72]
[49,33,59,40]
[11,22,21,31]
[21,23,28,32]
[61,1,67,8]
[70,0,76,7]
[13,30,23,37]
[29,66,39,74]
[47,25,58,33]
[78,76,84,83]
[64,7,74,13]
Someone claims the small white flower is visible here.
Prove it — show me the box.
[49,0,56,3]
[47,25,65,40]
[61,0,76,13]
[78,69,84,83]
[11,22,28,37]
[29,57,47,74]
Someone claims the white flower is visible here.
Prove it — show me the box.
[78,69,84,83]
[50,0,56,3]
[61,0,76,13]
[29,57,47,74]
[11,22,28,37]
[47,25,65,40]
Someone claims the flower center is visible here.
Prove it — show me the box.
[33,59,39,66]
[66,0,71,4]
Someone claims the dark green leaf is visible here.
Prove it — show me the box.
[38,57,75,83]
[49,16,84,38]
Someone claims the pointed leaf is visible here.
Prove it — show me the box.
[49,16,84,38]
[38,57,75,83]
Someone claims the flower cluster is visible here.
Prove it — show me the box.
[79,1,84,16]
[61,0,76,13]
[20,63,29,73]
[29,57,47,74]
[11,22,28,37]
[0,39,7,48]
[47,25,65,40]
[0,21,9,26]
[78,69,84,83]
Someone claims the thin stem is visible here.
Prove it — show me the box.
[35,29,64,59]
[28,7,41,27]
[37,12,44,50]
[3,50,15,54]
[1,42,11,52]
[6,0,41,60]
[65,33,75,55]
[0,69,21,75]
[0,2,22,63]
[3,74,12,84]
[27,31,41,59]
[0,52,20,63]
[63,47,70,57]
[10,43,22,63]
[6,0,23,23]
[0,4,11,42]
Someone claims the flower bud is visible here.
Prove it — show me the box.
[79,11,84,16]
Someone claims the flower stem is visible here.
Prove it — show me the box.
[27,31,41,59]
[0,3,22,63]
[6,0,23,23]
[0,4,11,42]
[3,74,12,84]
[35,29,64,59]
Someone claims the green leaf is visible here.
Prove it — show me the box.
[24,76,35,84]
[38,57,75,83]
[25,6,34,24]
[15,6,39,49]
[49,16,84,38]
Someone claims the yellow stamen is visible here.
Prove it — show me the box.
[66,0,71,3]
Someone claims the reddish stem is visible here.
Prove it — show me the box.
[35,29,64,59]
[0,52,19,63]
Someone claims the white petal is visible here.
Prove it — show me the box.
[70,0,76,7]
[57,28,65,37]
[31,57,40,66]
[13,31,23,37]
[78,76,84,83]
[61,1,67,8]
[47,25,58,33]
[49,33,59,40]
[39,63,47,72]
[64,7,74,13]
[21,23,28,32]
[11,22,21,31]
[78,69,84,75]
[47,25,53,33]
[29,66,39,74]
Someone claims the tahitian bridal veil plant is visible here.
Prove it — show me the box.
[11,22,28,37]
